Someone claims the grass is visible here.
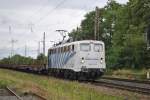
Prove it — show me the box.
[0,68,123,100]
[105,68,150,80]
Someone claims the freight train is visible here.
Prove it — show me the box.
[0,40,106,80]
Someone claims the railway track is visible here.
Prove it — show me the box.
[102,77,150,84]
[1,67,150,97]
[89,77,150,95]
[0,87,47,100]
[0,87,23,100]
[21,92,47,100]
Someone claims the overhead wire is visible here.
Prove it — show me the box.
[0,0,69,58]
[17,0,69,42]
[13,0,68,37]
[33,0,68,25]
[66,0,100,31]
[1,0,102,58]
[23,0,50,23]
[36,0,99,31]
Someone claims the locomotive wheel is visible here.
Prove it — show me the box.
[78,73,84,81]
[64,70,69,79]
[59,70,64,78]
[68,72,75,80]
[72,72,77,80]
[56,69,60,77]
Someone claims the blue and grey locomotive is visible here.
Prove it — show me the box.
[48,40,106,80]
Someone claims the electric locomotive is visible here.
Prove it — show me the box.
[48,40,106,80]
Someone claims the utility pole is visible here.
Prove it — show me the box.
[94,7,100,40]
[9,25,13,57]
[10,39,17,57]
[25,45,27,57]
[28,23,34,33]
[97,8,100,40]
[38,41,41,55]
[43,32,46,56]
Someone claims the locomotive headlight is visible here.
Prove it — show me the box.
[81,60,85,63]
[81,57,85,64]
[100,58,103,63]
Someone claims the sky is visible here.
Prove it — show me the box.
[0,0,128,59]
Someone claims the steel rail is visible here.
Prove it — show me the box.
[6,86,23,100]
[102,76,150,84]
[89,78,150,95]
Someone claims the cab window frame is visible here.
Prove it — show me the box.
[80,43,91,52]
[94,44,103,52]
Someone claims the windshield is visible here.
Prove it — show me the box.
[94,44,103,52]
[80,43,91,51]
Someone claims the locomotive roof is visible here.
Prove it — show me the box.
[48,40,104,50]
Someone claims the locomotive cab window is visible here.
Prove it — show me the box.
[94,44,103,52]
[80,43,91,51]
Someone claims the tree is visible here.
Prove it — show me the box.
[36,53,47,65]
[69,0,150,69]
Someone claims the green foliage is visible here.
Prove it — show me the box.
[69,11,96,40]
[0,53,48,65]
[69,0,150,69]
[37,53,46,60]
[37,53,47,65]
[0,54,33,65]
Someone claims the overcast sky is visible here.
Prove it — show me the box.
[0,0,128,59]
